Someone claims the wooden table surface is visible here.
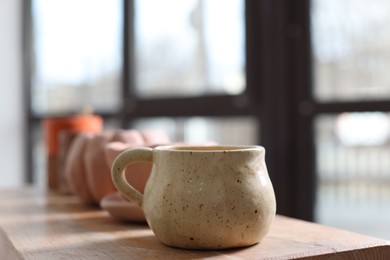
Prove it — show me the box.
[0,187,389,259]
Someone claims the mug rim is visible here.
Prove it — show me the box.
[153,145,264,153]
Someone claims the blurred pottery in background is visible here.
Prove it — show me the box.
[64,129,170,207]
[57,131,81,194]
[101,141,154,222]
[84,131,116,204]
[100,130,170,221]
[43,115,103,190]
[100,192,147,222]
[64,133,96,204]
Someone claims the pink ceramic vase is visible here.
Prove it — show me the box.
[64,133,96,205]
[65,129,170,207]
[84,131,116,204]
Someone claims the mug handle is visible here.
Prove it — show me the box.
[111,147,153,209]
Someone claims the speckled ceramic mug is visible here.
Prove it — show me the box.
[111,145,276,249]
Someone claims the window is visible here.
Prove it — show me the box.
[31,0,122,114]
[312,0,390,239]
[26,0,258,187]
[24,0,317,223]
[134,0,245,98]
[312,0,390,102]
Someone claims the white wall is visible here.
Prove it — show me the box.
[0,0,24,187]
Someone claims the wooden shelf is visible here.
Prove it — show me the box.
[0,187,389,259]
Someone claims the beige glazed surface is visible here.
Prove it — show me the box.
[112,145,276,250]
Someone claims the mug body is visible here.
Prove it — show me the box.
[143,145,276,249]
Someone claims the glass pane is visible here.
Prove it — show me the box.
[32,0,122,114]
[133,117,258,145]
[134,0,245,98]
[312,0,390,101]
[315,113,390,240]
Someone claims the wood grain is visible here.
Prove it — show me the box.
[0,187,389,259]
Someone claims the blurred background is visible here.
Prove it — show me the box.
[1,0,390,240]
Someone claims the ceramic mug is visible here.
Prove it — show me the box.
[111,145,276,250]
